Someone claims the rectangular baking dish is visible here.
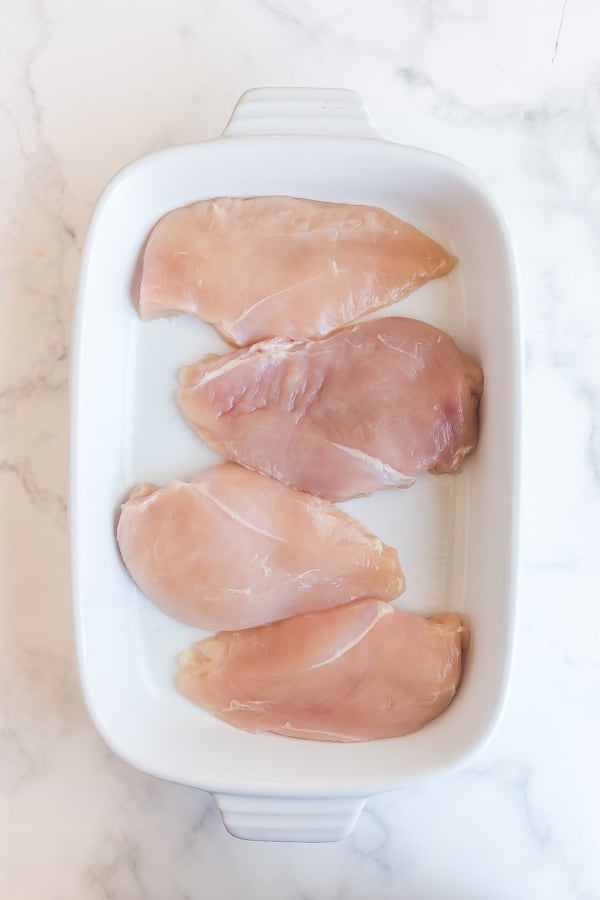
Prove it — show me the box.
[70,87,521,842]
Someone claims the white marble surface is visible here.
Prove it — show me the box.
[1,0,600,896]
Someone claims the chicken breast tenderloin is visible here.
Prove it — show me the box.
[138,196,456,344]
[116,464,404,630]
[177,317,484,501]
[177,598,469,742]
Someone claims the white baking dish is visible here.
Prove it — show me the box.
[70,87,521,842]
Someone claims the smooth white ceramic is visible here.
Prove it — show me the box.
[70,87,521,842]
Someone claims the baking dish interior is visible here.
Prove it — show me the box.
[71,136,519,795]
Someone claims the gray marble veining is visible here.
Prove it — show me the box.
[1,0,599,897]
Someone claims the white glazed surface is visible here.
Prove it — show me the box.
[1,0,599,894]
[71,93,519,842]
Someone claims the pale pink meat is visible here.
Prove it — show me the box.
[116,464,403,630]
[138,196,456,345]
[177,317,484,502]
[177,598,469,742]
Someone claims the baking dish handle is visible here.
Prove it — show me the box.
[212,792,367,842]
[223,87,377,138]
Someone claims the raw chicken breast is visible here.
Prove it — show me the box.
[178,317,484,501]
[177,599,469,742]
[116,464,403,630]
[138,196,456,345]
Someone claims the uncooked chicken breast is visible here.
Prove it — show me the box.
[138,196,456,344]
[177,599,469,742]
[177,317,484,501]
[116,464,403,630]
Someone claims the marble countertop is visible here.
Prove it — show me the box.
[2,0,599,897]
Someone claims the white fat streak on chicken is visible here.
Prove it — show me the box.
[227,699,268,712]
[297,495,385,553]
[375,330,427,368]
[190,480,291,544]
[431,409,456,455]
[305,601,394,671]
[184,339,297,388]
[309,276,377,340]
[326,442,415,487]
[266,723,364,742]
[199,465,389,558]
[202,485,387,596]
[438,650,460,685]
[226,271,344,339]
[225,566,323,598]
[310,274,378,337]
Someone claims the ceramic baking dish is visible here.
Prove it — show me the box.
[70,87,521,842]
